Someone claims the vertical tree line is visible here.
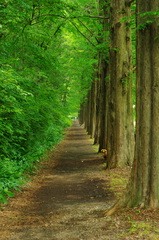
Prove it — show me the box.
[78,0,159,211]
[78,0,135,168]
[118,0,159,210]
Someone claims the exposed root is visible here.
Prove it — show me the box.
[104,204,120,216]
[103,200,122,216]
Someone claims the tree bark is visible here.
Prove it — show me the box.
[97,0,109,152]
[107,0,134,168]
[98,58,108,151]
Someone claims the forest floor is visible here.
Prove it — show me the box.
[1,120,159,240]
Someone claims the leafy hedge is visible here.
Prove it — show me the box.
[0,67,71,203]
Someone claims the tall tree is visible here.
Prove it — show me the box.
[107,0,159,213]
[124,0,159,208]
[107,0,134,168]
[97,0,109,151]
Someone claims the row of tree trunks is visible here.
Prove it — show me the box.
[79,0,134,168]
[79,0,109,150]
[79,0,159,211]
[105,0,159,213]
[78,59,108,149]
[120,0,159,209]
[78,66,106,146]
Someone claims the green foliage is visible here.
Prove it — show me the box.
[137,11,159,30]
[0,64,72,203]
[0,0,102,203]
[0,1,67,203]
[0,158,24,203]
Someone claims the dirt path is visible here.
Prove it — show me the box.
[0,121,123,240]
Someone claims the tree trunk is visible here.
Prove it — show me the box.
[98,58,108,151]
[85,90,92,135]
[107,0,134,168]
[90,80,97,139]
[97,0,109,152]
[93,78,101,144]
[123,0,159,208]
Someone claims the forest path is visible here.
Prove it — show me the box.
[0,121,118,240]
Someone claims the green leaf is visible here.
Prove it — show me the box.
[0,194,8,204]
[6,191,14,197]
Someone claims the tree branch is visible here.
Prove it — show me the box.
[71,15,109,19]
[32,14,109,21]
[54,22,65,36]
[69,20,96,47]
[77,19,100,44]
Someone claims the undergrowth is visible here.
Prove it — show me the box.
[0,66,72,203]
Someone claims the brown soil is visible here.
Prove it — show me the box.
[0,121,159,240]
